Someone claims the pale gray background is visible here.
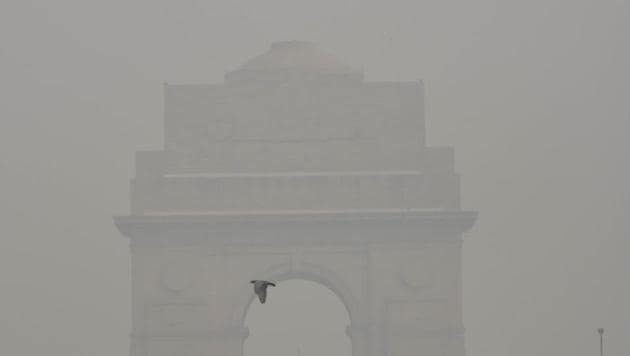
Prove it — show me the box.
[1,1,628,355]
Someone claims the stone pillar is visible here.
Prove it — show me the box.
[210,326,249,356]
[346,323,374,356]
[384,326,466,356]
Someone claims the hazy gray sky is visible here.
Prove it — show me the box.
[1,1,629,356]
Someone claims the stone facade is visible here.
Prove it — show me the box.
[115,41,476,356]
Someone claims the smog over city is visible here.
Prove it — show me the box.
[1,1,628,356]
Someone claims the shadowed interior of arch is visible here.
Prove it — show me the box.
[244,279,352,356]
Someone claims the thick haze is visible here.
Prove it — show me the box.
[1,1,629,356]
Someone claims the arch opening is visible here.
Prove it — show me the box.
[244,279,352,356]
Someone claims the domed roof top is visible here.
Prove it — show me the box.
[225,41,363,84]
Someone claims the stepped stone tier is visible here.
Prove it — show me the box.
[115,41,476,356]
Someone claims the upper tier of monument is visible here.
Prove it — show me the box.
[130,42,460,214]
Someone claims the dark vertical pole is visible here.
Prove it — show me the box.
[597,328,604,356]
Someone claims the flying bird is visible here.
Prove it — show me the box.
[250,280,276,304]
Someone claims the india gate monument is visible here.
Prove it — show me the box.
[115,41,477,356]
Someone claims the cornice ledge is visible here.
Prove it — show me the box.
[114,209,477,237]
[130,326,249,340]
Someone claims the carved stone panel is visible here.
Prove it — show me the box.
[146,340,201,356]
[385,299,448,329]
[146,303,209,333]
[161,262,194,292]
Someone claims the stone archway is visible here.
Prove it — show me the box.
[115,211,476,356]
[244,279,351,356]
[227,257,369,356]
[231,263,364,329]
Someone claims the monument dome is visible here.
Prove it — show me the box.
[225,41,363,84]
